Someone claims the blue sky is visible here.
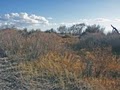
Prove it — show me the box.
[0,0,120,31]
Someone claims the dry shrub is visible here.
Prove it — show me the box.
[84,78,120,90]
[19,32,66,60]
[80,47,120,78]
[0,29,24,55]
[0,30,67,60]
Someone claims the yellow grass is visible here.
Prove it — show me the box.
[19,48,120,90]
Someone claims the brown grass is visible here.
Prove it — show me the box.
[19,48,120,90]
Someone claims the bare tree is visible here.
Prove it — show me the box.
[111,25,119,34]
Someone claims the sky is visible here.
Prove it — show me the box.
[0,0,120,32]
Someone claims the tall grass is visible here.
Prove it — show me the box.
[19,48,120,90]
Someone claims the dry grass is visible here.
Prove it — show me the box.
[20,52,85,78]
[19,52,91,89]
[19,48,120,90]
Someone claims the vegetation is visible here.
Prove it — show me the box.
[0,24,120,90]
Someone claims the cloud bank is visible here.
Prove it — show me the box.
[0,12,120,32]
[0,12,49,29]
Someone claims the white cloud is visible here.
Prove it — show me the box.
[0,13,120,33]
[81,18,120,33]
[59,18,120,33]
[94,18,111,22]
[0,12,49,29]
[114,19,120,22]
